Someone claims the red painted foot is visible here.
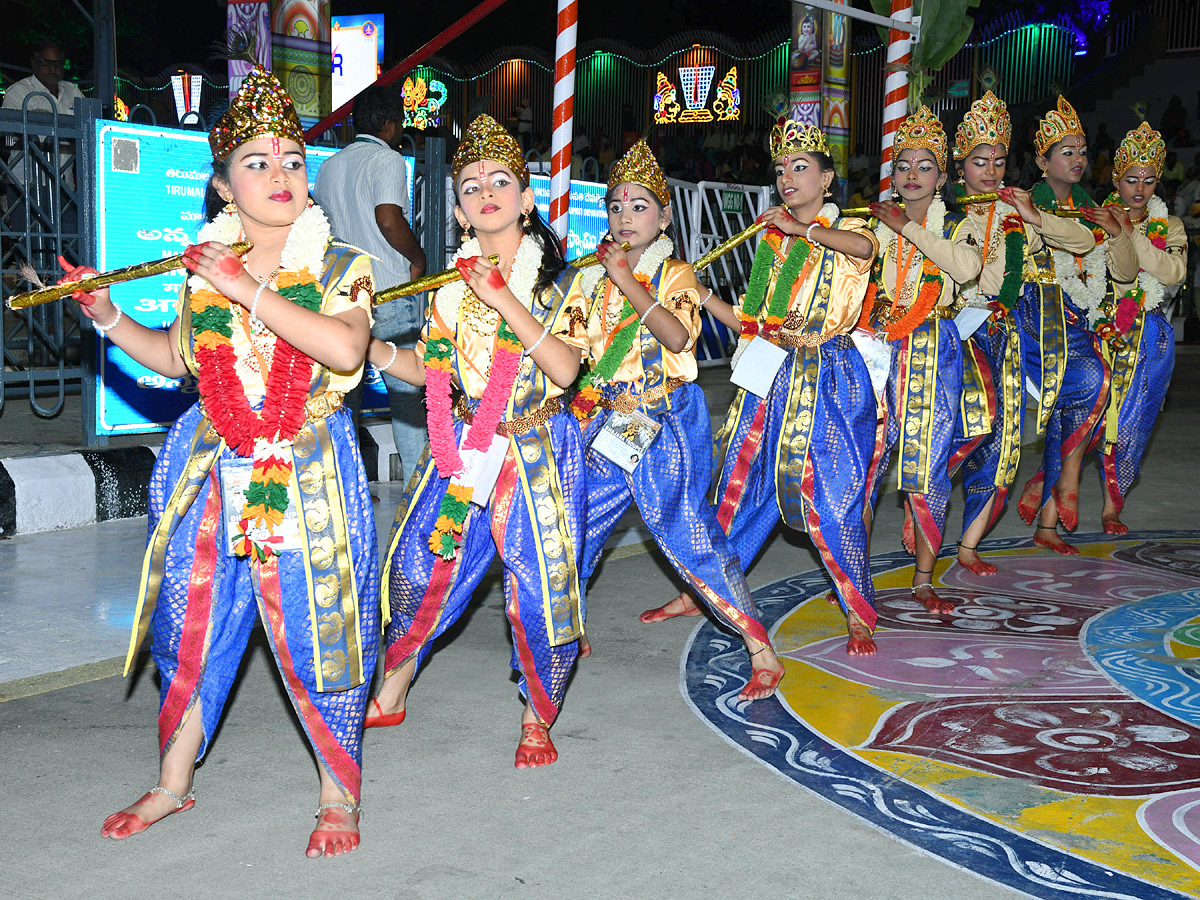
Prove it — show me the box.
[306,804,361,858]
[1017,476,1043,526]
[639,592,702,623]
[957,546,998,577]
[912,583,954,615]
[1102,514,1129,536]
[100,787,195,840]
[1054,489,1079,532]
[515,722,558,768]
[1033,526,1080,556]
[363,698,406,729]
[901,504,916,556]
[738,659,785,701]
[578,633,592,659]
[846,621,877,656]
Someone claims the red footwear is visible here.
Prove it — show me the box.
[1033,525,1080,556]
[1017,476,1042,526]
[100,786,195,840]
[738,659,785,701]
[306,802,361,858]
[1054,489,1079,532]
[639,592,702,623]
[901,504,916,556]
[515,722,558,768]
[1102,514,1129,535]
[578,633,592,659]
[363,698,406,729]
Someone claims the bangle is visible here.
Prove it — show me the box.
[642,299,663,320]
[806,221,820,244]
[93,302,123,335]
[525,323,552,355]
[378,340,398,374]
[250,279,269,330]
[698,288,713,309]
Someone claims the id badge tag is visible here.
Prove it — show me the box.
[850,329,892,401]
[954,306,991,340]
[590,408,661,473]
[219,457,303,556]
[1026,376,1040,401]
[730,336,787,398]
[459,434,510,506]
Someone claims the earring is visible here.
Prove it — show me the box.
[460,227,472,244]
[522,211,532,230]
[824,188,833,198]
[891,191,901,202]
[223,199,237,214]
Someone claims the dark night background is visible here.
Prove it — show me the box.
[0,0,1134,83]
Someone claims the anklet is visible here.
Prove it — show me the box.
[956,541,978,551]
[149,785,195,809]
[315,802,360,818]
[749,646,770,657]
[1035,525,1058,530]
[914,566,933,575]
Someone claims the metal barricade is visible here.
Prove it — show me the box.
[670,177,771,366]
[1,94,101,418]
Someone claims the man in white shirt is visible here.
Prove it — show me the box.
[316,82,427,483]
[3,42,84,192]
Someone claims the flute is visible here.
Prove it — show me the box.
[1040,205,1131,218]
[841,191,1001,217]
[373,243,632,304]
[7,241,254,310]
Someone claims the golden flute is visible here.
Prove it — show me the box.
[1040,205,1130,218]
[841,191,1000,218]
[7,241,254,310]
[374,243,633,305]
[691,221,768,271]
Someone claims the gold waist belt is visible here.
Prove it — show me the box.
[304,390,345,421]
[596,376,688,412]
[454,395,563,437]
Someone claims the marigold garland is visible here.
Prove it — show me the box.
[741,222,828,340]
[423,306,525,560]
[881,258,944,341]
[570,272,656,421]
[994,213,1027,319]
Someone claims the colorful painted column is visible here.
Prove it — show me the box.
[549,0,578,242]
[822,0,851,181]
[879,0,912,199]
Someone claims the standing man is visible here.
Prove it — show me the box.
[316,82,427,483]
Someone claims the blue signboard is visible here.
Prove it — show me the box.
[92,121,413,435]
[529,176,609,258]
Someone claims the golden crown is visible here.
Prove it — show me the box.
[1112,121,1167,181]
[451,114,530,185]
[893,105,948,171]
[953,91,1011,161]
[209,66,305,162]
[769,118,828,161]
[1035,95,1085,156]
[608,140,671,207]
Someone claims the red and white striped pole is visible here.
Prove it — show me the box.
[549,0,578,243]
[878,0,912,200]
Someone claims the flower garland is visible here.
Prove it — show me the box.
[952,184,1027,319]
[871,197,947,341]
[731,203,838,367]
[187,203,329,561]
[1104,192,1170,314]
[424,233,541,559]
[1031,181,1110,325]
[570,235,675,420]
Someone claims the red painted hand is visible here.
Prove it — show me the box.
[870,201,907,235]
[56,255,102,307]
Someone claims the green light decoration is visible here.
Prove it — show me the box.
[402,75,448,130]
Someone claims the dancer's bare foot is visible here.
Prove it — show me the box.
[1033,524,1080,555]
[1102,512,1129,535]
[515,708,558,768]
[639,592,702,623]
[901,504,916,556]
[577,633,592,659]
[846,615,877,656]
[1017,476,1042,526]
[1055,489,1079,532]
[956,543,998,576]
[911,582,954,615]
[306,803,360,858]
[739,644,784,701]
[100,784,195,840]
[824,591,837,605]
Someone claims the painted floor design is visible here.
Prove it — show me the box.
[681,531,1200,900]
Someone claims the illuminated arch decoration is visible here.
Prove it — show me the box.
[712,66,740,122]
[653,71,680,124]
[678,65,715,123]
[403,75,448,131]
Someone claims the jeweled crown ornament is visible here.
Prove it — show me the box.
[953,91,1012,160]
[209,66,305,162]
[769,118,828,161]
[1112,121,1166,182]
[1035,95,1085,156]
[608,140,671,206]
[893,105,948,171]
[451,114,530,185]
